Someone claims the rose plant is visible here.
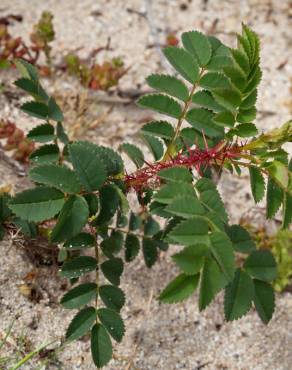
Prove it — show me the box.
[0,25,291,368]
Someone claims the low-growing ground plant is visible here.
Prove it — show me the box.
[0,11,127,91]
[0,119,35,162]
[0,25,291,368]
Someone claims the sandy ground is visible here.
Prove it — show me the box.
[0,0,292,369]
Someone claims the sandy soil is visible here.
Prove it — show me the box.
[0,0,291,369]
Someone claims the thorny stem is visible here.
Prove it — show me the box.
[125,140,245,192]
[164,69,205,160]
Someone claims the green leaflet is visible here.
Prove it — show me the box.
[141,121,174,140]
[186,108,224,137]
[266,177,283,219]
[137,93,182,119]
[230,122,258,137]
[159,273,200,303]
[142,134,164,161]
[249,167,265,203]
[209,232,235,281]
[168,217,209,246]
[60,256,97,279]
[15,59,38,81]
[199,72,231,90]
[99,285,125,312]
[266,160,289,190]
[142,238,158,268]
[253,280,275,324]
[154,182,196,205]
[237,106,257,123]
[29,144,59,164]
[91,324,112,368]
[69,142,107,192]
[60,283,97,309]
[27,123,55,143]
[66,307,97,342]
[29,164,81,193]
[230,49,250,75]
[64,232,95,250]
[192,90,225,113]
[224,269,254,321]
[240,89,257,109]
[95,185,120,225]
[223,65,246,91]
[158,166,193,183]
[97,308,125,343]
[182,30,212,66]
[213,111,235,128]
[144,216,160,236]
[198,188,228,223]
[146,74,189,101]
[21,101,49,120]
[56,122,69,144]
[101,258,124,286]
[199,256,228,311]
[0,194,12,222]
[172,244,207,275]
[9,187,65,222]
[51,195,89,243]
[244,250,277,282]
[226,224,256,253]
[14,78,49,102]
[163,46,199,84]
[212,88,242,112]
[101,231,124,258]
[165,196,205,219]
[119,143,144,168]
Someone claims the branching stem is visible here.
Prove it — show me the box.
[164,69,204,160]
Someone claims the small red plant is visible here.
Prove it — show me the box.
[0,120,35,163]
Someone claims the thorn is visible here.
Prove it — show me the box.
[201,130,209,150]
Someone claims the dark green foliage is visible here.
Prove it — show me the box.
[91,324,112,368]
[99,285,125,312]
[61,283,97,309]
[159,273,200,303]
[101,258,124,286]
[51,195,89,242]
[66,307,97,341]
[60,256,97,278]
